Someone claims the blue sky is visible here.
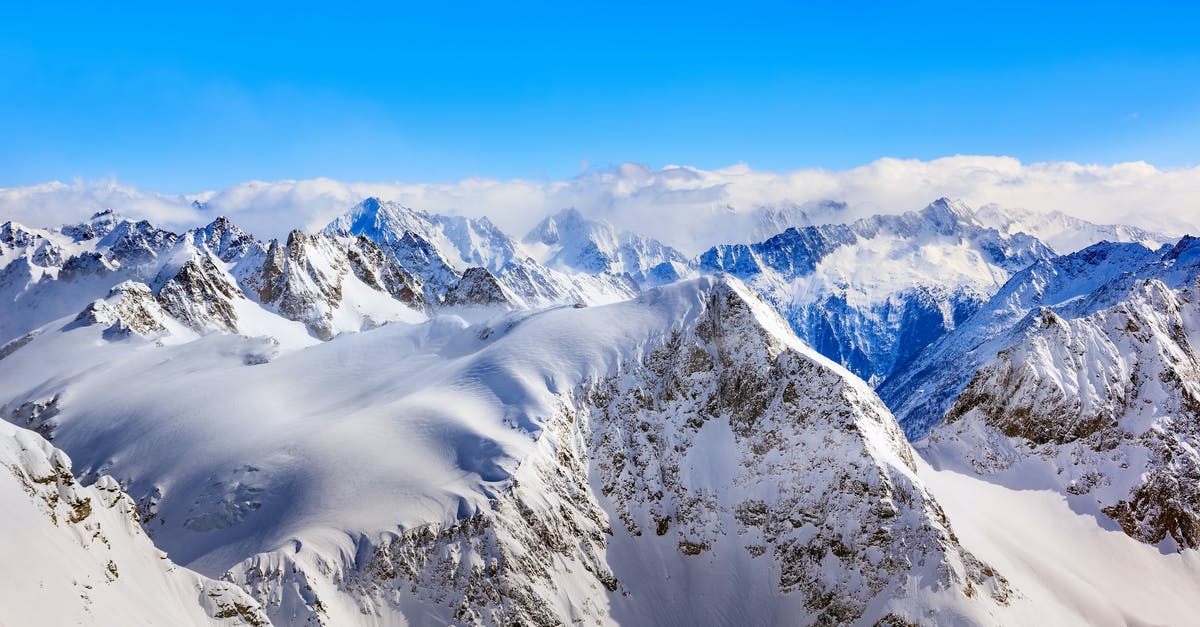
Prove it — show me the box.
[2,1,1198,191]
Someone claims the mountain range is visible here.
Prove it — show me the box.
[2,197,1198,626]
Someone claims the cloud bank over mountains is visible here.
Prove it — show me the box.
[2,155,1197,253]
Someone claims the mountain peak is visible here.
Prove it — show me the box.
[527,207,593,246]
[921,197,977,224]
[1165,234,1200,262]
[324,197,429,247]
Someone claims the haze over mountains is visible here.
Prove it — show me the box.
[3,192,1200,626]
[3,157,1197,253]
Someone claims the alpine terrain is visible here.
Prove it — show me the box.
[2,200,1199,626]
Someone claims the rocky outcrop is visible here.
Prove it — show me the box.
[156,255,243,333]
[244,230,426,339]
[100,219,179,270]
[246,231,346,340]
[76,281,171,339]
[343,235,425,311]
[191,216,264,264]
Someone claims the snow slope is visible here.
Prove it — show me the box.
[0,420,269,626]
[919,457,1200,626]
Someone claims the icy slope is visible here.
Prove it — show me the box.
[0,276,1011,626]
[0,420,269,626]
[699,198,1053,386]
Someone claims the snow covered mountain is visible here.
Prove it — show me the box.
[0,211,430,347]
[698,198,1054,386]
[324,198,642,308]
[742,201,850,244]
[893,235,1200,552]
[523,207,690,285]
[1,274,1019,625]
[880,239,1164,439]
[974,204,1177,255]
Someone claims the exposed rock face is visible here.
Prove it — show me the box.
[380,230,461,302]
[922,236,1200,551]
[442,267,514,308]
[58,251,114,281]
[246,231,345,340]
[0,421,270,625]
[343,235,425,311]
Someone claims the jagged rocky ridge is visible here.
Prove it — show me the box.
[4,203,648,346]
[881,240,1165,439]
[324,198,644,308]
[0,211,430,344]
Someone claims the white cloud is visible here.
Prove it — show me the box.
[2,156,1198,254]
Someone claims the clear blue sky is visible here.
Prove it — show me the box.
[2,1,1198,191]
